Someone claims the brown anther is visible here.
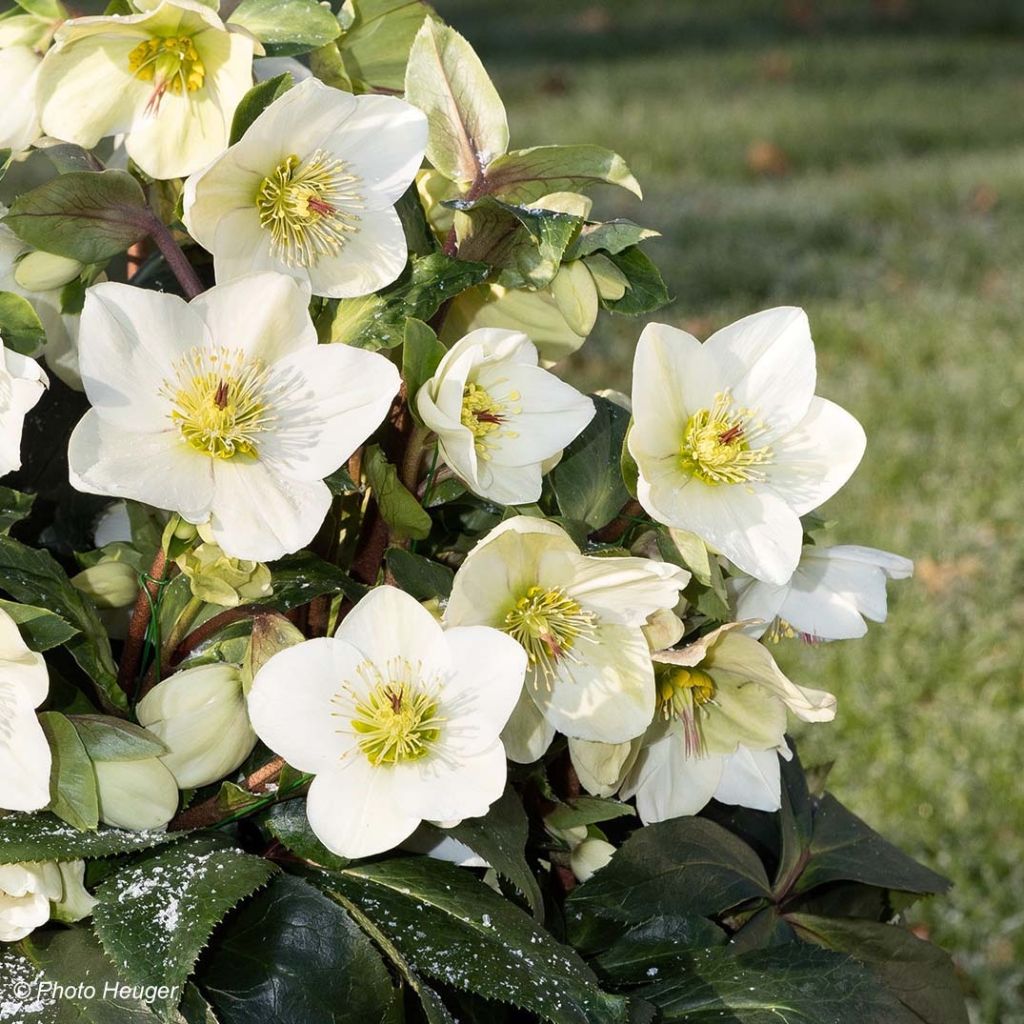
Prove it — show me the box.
[475,411,504,425]
[387,687,403,713]
[214,380,230,410]
[307,197,335,216]
[718,424,744,445]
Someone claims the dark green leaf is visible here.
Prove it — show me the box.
[484,145,641,204]
[71,714,169,761]
[365,444,432,541]
[594,915,728,984]
[553,396,629,530]
[259,549,367,609]
[0,812,184,863]
[599,247,670,317]
[3,170,151,263]
[93,836,278,1009]
[265,798,349,871]
[38,711,99,831]
[43,142,106,174]
[0,483,34,533]
[229,0,342,57]
[547,796,636,831]
[229,73,293,145]
[0,599,78,651]
[60,274,87,315]
[395,179,437,257]
[402,316,446,411]
[386,547,453,600]
[567,220,660,260]
[0,291,46,354]
[198,874,396,1024]
[324,465,360,495]
[0,533,124,710]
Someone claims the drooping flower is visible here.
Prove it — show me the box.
[0,46,43,153]
[627,308,866,585]
[68,272,399,561]
[36,0,258,180]
[183,76,427,298]
[416,329,595,505]
[248,586,527,858]
[0,860,95,942]
[0,607,51,813]
[620,625,836,822]
[444,517,689,762]
[729,544,913,642]
[0,337,47,479]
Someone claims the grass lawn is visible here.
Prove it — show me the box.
[437,2,1024,1019]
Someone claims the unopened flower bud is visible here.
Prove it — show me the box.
[93,757,178,831]
[14,251,83,293]
[570,838,615,882]
[176,542,271,608]
[71,559,138,609]
[136,664,257,789]
[243,613,305,694]
[642,607,685,653]
[0,861,62,941]
[50,861,96,925]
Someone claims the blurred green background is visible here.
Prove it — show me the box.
[436,2,1024,1020]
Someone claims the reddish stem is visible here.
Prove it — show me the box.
[116,550,168,697]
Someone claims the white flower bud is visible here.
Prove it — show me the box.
[136,664,257,789]
[570,838,616,883]
[14,251,83,293]
[0,862,62,942]
[94,757,178,831]
[50,861,96,925]
[71,559,139,609]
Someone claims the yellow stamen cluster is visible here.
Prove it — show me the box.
[128,35,205,99]
[460,381,520,459]
[163,347,274,460]
[346,659,444,766]
[764,617,798,644]
[256,151,363,268]
[679,391,772,486]
[658,666,717,758]
[503,586,597,685]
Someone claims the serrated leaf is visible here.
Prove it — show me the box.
[0,483,34,533]
[3,170,151,263]
[0,812,184,863]
[405,19,508,187]
[567,220,660,260]
[38,711,99,831]
[386,547,453,600]
[229,73,293,145]
[365,444,431,541]
[788,914,968,1024]
[599,247,670,317]
[552,395,629,531]
[71,714,169,762]
[0,533,124,711]
[198,874,396,1024]
[0,599,77,651]
[258,549,367,610]
[485,145,641,204]
[641,944,903,1023]
[0,945,51,1021]
[229,0,341,57]
[0,290,46,354]
[594,915,728,985]
[331,857,628,1024]
[265,798,349,871]
[93,836,277,1010]
[339,0,430,94]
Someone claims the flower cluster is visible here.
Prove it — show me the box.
[0,5,954,1023]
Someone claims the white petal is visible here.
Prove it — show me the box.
[0,48,41,152]
[69,411,215,522]
[713,747,782,812]
[470,460,544,505]
[247,637,364,774]
[0,610,48,704]
[565,554,688,626]
[624,731,724,823]
[701,677,788,755]
[0,701,51,812]
[823,544,914,580]
[401,742,508,824]
[183,151,263,251]
[501,686,555,764]
[306,209,409,299]
[569,737,638,797]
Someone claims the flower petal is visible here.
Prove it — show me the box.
[501,686,555,764]
[306,208,408,299]
[713,746,782,812]
[622,729,724,823]
[565,554,687,626]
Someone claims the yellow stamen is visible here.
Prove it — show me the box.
[460,382,521,459]
[679,391,772,485]
[658,666,717,757]
[128,35,205,113]
[503,585,597,685]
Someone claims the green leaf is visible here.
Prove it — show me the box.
[338,0,430,94]
[0,534,124,711]
[265,798,349,871]
[659,528,713,587]
[567,818,771,930]
[0,599,78,651]
[229,73,293,145]
[794,794,950,898]
[0,812,184,863]
[594,915,728,984]
[71,714,169,762]
[547,796,635,831]
[365,444,432,541]
[788,914,968,1024]
[331,857,628,1024]
[229,0,341,57]
[0,291,46,354]
[427,784,543,918]
[402,316,446,410]
[553,395,630,531]
[14,0,62,18]
[0,483,34,534]
[484,145,641,204]
[43,142,106,175]
[452,195,583,289]
[599,247,670,317]
[198,874,396,1024]
[3,170,151,263]
[405,18,508,187]
[93,836,278,1009]
[260,549,367,609]
[328,252,490,351]
[642,944,904,1023]
[567,220,661,260]
[38,711,99,831]
[386,547,453,600]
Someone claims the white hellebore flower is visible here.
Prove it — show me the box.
[183,77,427,298]
[0,46,43,153]
[620,625,836,823]
[0,336,47,478]
[729,544,914,642]
[444,517,689,762]
[248,586,527,858]
[628,308,866,585]
[0,861,95,941]
[416,329,595,505]
[68,273,399,561]
[0,607,51,812]
[136,663,257,789]
[36,0,258,180]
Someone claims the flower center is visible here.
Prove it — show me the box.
[163,347,274,460]
[347,660,444,766]
[460,382,520,458]
[658,666,716,757]
[679,391,772,485]
[256,151,363,268]
[503,585,597,684]
[128,35,205,113]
